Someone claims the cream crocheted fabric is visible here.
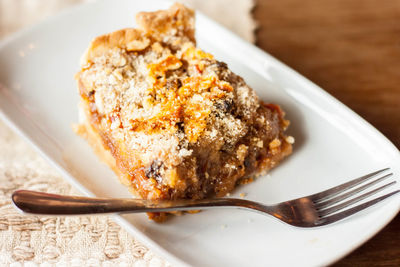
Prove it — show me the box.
[0,0,256,266]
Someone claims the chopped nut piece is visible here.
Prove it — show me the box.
[286,136,295,144]
[126,37,150,51]
[269,138,281,149]
[256,140,264,148]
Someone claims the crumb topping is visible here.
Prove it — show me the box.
[78,27,260,165]
[76,3,292,204]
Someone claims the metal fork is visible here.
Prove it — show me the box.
[11,168,399,227]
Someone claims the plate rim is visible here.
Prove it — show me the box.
[0,0,399,266]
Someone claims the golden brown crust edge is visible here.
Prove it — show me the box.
[74,99,135,193]
[135,2,195,42]
[80,3,195,67]
[80,28,146,66]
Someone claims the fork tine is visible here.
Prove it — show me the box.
[310,168,390,202]
[317,190,400,226]
[315,173,393,209]
[318,181,396,217]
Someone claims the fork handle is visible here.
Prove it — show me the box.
[11,190,273,215]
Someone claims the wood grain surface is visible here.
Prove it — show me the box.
[254,0,400,265]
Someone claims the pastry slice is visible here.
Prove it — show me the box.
[75,3,293,221]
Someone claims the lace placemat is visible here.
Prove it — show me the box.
[0,0,256,265]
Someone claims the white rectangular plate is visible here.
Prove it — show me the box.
[0,1,399,266]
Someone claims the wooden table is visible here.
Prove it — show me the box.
[254,0,400,265]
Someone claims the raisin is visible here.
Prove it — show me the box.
[215,99,233,113]
[145,160,164,183]
[244,157,252,168]
[176,122,185,132]
[176,79,182,88]
[215,61,228,69]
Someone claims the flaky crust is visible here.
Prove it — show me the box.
[135,3,195,42]
[80,3,195,66]
[80,28,147,66]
